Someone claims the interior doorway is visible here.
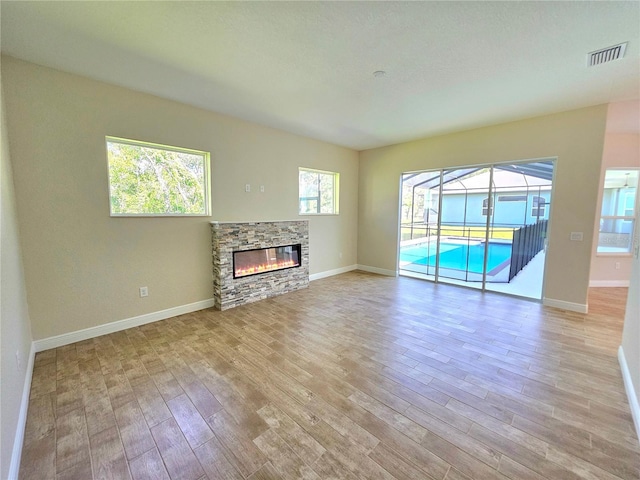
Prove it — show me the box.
[399,159,555,300]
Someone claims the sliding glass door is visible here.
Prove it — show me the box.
[399,160,554,300]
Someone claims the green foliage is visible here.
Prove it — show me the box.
[108,141,207,215]
[299,169,337,214]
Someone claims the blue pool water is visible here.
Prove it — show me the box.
[400,242,511,274]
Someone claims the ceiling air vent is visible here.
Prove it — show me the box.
[588,42,627,66]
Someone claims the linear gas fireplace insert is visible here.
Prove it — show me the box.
[233,244,302,279]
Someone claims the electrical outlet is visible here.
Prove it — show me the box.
[260,185,265,193]
[245,184,251,192]
[15,350,21,370]
[615,262,621,270]
[139,286,149,298]
[570,232,583,241]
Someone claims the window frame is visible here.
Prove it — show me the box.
[298,167,340,215]
[106,136,211,217]
[481,197,493,216]
[531,196,546,218]
[597,168,638,255]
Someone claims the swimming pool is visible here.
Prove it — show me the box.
[400,241,512,274]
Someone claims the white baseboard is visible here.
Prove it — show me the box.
[542,297,588,313]
[9,342,36,480]
[589,280,630,287]
[356,264,398,277]
[34,298,216,352]
[309,264,358,281]
[618,345,640,444]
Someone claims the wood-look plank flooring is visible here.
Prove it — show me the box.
[19,272,639,479]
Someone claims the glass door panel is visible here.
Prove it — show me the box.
[399,171,441,280]
[484,161,553,299]
[435,167,491,289]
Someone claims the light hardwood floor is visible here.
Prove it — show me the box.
[19,272,639,479]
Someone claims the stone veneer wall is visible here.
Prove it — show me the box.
[211,221,309,310]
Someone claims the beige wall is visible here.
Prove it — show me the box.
[590,132,640,285]
[358,105,608,308]
[2,56,358,340]
[1,73,33,479]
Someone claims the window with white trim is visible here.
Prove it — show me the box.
[597,169,638,254]
[531,196,546,217]
[482,197,492,216]
[107,137,210,216]
[298,168,339,215]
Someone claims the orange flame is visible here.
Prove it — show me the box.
[235,259,298,278]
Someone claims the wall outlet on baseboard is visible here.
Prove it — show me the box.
[139,286,149,298]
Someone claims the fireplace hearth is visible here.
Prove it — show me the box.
[211,221,309,310]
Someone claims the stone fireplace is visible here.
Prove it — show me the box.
[210,221,309,310]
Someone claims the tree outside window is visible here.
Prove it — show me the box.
[299,168,339,215]
[107,137,210,216]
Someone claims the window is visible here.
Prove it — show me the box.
[298,168,339,214]
[624,192,634,217]
[498,195,526,202]
[531,196,546,217]
[107,137,210,216]
[482,197,493,216]
[597,169,638,254]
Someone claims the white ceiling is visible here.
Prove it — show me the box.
[1,1,639,150]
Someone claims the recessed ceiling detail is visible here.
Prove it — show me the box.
[588,42,628,66]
